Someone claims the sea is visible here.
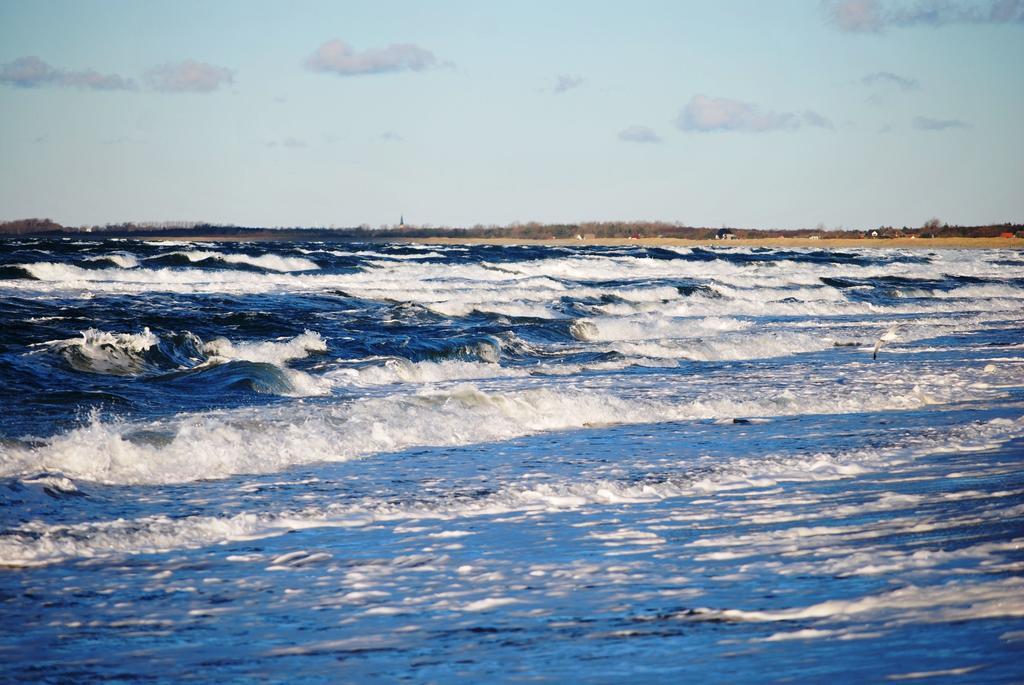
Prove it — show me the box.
[1,237,1022,683]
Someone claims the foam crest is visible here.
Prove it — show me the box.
[46,328,160,376]
[611,331,836,361]
[39,328,330,396]
[0,386,675,485]
[571,315,750,342]
[11,250,1024,332]
[15,261,308,294]
[1,369,998,487]
[325,358,527,387]
[165,250,319,272]
[364,250,445,261]
[4,416,1020,566]
[934,284,1024,300]
[691,578,1024,624]
[203,330,327,365]
[84,253,139,269]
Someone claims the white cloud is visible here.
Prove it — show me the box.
[265,137,307,148]
[826,0,885,31]
[862,71,919,90]
[0,56,135,90]
[553,75,584,94]
[824,0,1024,32]
[145,60,234,93]
[679,95,827,133]
[802,110,835,129]
[617,125,662,143]
[912,115,971,130]
[305,40,438,76]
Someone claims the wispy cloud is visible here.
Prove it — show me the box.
[912,115,971,130]
[145,60,234,93]
[553,74,584,94]
[676,95,832,133]
[802,110,835,129]
[380,131,404,142]
[862,70,919,90]
[824,0,1024,33]
[617,125,662,143]
[101,136,144,145]
[825,0,885,31]
[266,137,307,148]
[305,40,439,77]
[0,56,135,90]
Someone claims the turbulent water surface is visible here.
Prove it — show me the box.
[1,238,1023,682]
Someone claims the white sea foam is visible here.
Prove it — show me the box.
[568,314,839,361]
[365,250,445,261]
[689,577,1024,625]
[38,328,330,395]
[44,328,160,376]
[199,330,331,396]
[203,330,327,365]
[1,367,1005,487]
[163,250,319,272]
[0,386,677,485]
[16,261,304,293]
[571,315,750,342]
[8,249,1024,335]
[933,284,1024,299]
[3,416,1020,567]
[610,331,836,361]
[324,358,527,387]
[84,253,139,269]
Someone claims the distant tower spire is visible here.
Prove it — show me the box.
[400,214,404,227]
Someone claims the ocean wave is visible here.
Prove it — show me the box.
[203,330,327,365]
[609,331,837,361]
[0,385,678,485]
[325,358,527,387]
[84,253,140,269]
[158,249,319,272]
[570,315,750,342]
[44,327,162,376]
[4,415,1020,567]
[0,365,1001,487]
[38,328,329,396]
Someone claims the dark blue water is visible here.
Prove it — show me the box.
[1,238,1022,682]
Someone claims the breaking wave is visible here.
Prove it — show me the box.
[158,249,319,272]
[38,328,329,396]
[0,364,1000,486]
[4,415,1020,567]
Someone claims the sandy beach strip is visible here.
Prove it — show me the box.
[95,234,1024,249]
[404,236,1024,250]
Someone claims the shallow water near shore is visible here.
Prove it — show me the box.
[1,238,1022,682]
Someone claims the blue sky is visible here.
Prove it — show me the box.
[1,0,1021,229]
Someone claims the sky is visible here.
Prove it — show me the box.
[0,0,1021,230]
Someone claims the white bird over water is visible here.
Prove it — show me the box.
[872,325,900,360]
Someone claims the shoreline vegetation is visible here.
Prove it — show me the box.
[409,236,1024,249]
[1,218,1022,249]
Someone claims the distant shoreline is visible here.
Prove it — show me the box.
[6,233,1023,249]
[406,236,1024,249]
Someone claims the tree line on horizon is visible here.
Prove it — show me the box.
[1,217,1021,240]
